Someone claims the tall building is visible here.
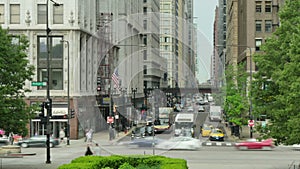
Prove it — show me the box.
[97,0,163,128]
[0,0,105,139]
[224,0,285,75]
[160,0,196,88]
[213,0,284,90]
[212,0,226,88]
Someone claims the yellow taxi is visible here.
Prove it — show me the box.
[209,128,225,141]
[201,125,213,137]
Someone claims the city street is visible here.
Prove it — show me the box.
[1,130,299,169]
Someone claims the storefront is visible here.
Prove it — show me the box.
[30,107,68,138]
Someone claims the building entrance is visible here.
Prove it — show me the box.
[31,119,68,138]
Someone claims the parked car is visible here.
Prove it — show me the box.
[156,136,201,150]
[0,138,9,147]
[235,138,274,150]
[17,135,59,148]
[209,128,225,141]
[201,125,213,137]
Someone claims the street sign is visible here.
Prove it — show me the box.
[31,81,47,86]
[248,120,255,127]
[107,116,114,124]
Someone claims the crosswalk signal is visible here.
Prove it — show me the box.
[39,102,47,124]
[39,102,45,118]
[70,109,75,118]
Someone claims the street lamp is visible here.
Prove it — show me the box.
[60,39,70,145]
[131,88,137,126]
[216,44,253,138]
[46,0,60,164]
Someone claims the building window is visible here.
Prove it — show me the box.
[256,2,262,13]
[164,37,170,42]
[143,65,147,75]
[265,1,272,13]
[144,0,147,3]
[164,45,169,51]
[0,4,4,24]
[37,4,46,24]
[162,4,170,9]
[53,4,63,24]
[10,4,20,24]
[265,20,272,32]
[143,36,147,45]
[143,7,147,14]
[256,20,262,32]
[37,36,64,90]
[143,19,147,30]
[255,39,262,51]
[143,50,147,60]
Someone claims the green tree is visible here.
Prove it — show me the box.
[223,63,249,126]
[252,0,300,145]
[0,27,35,136]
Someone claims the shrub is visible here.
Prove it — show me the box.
[58,155,188,169]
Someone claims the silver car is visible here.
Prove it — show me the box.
[17,135,59,148]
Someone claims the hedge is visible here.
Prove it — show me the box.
[58,155,187,169]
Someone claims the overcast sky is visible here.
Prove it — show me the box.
[194,0,218,83]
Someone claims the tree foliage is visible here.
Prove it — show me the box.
[0,27,35,136]
[223,63,249,126]
[252,0,300,145]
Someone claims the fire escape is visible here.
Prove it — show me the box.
[96,13,113,119]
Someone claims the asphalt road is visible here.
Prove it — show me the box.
[1,140,298,169]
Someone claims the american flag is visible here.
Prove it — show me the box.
[112,68,120,89]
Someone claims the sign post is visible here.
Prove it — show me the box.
[248,120,255,127]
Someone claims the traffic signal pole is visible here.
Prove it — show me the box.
[45,0,51,164]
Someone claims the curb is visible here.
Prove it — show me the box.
[202,142,236,147]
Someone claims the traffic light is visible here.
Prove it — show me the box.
[38,102,45,118]
[70,109,75,118]
[97,85,101,92]
[44,99,52,117]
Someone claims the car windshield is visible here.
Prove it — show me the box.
[212,129,223,134]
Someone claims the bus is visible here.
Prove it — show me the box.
[153,107,174,134]
[174,113,195,137]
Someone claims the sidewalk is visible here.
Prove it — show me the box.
[89,129,131,146]
[223,124,259,142]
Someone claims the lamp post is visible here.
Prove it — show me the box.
[45,0,60,164]
[216,44,253,138]
[60,40,70,145]
[131,88,137,125]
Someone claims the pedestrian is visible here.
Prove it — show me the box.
[84,128,89,142]
[59,128,66,144]
[93,143,101,156]
[86,130,92,143]
[85,144,93,156]
[8,132,14,145]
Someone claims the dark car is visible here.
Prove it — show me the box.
[131,126,146,140]
[17,135,59,148]
[145,126,155,136]
[128,137,163,148]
